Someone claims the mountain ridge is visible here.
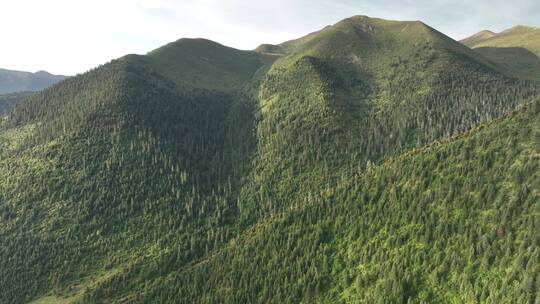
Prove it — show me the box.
[459,30,496,46]
[0,68,67,94]
[461,25,540,81]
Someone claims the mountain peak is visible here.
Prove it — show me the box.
[149,37,228,55]
[502,25,539,33]
[34,70,52,75]
[476,29,497,37]
[0,68,66,94]
[462,25,539,47]
[269,15,461,62]
[460,30,497,46]
[459,24,540,80]
[146,37,265,90]
[333,15,427,32]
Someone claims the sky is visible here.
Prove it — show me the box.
[1,0,539,75]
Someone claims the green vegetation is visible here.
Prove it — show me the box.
[460,30,496,46]
[463,26,540,56]
[113,99,540,304]
[147,38,269,91]
[1,15,539,303]
[462,26,540,80]
[0,91,33,115]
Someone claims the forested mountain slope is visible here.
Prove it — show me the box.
[244,15,538,215]
[95,98,539,304]
[0,41,268,304]
[0,68,66,94]
[462,26,540,80]
[147,38,270,91]
[0,92,33,115]
[0,16,539,303]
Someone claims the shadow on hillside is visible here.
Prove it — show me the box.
[475,47,540,80]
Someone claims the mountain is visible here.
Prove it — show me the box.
[461,26,540,80]
[243,16,536,209]
[0,68,67,94]
[1,16,539,303]
[147,38,271,90]
[459,30,496,46]
[462,26,540,56]
[1,41,270,303]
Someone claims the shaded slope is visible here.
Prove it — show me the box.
[0,91,33,115]
[473,47,540,81]
[462,26,540,80]
[0,46,263,304]
[0,68,67,94]
[147,38,267,90]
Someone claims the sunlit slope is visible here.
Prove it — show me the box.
[463,26,540,56]
[462,26,540,80]
[87,99,540,303]
[460,30,496,46]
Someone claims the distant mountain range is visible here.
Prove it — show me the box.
[0,68,66,94]
[461,25,540,80]
[1,16,539,304]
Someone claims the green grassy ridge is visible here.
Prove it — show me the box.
[463,26,540,56]
[462,26,540,81]
[267,16,499,73]
[104,99,539,303]
[460,30,496,46]
[147,38,268,91]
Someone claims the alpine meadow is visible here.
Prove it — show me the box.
[1,12,539,304]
